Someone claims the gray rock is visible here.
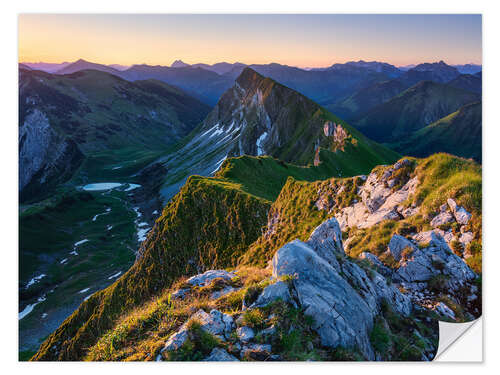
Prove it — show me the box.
[447,198,472,225]
[459,232,474,248]
[237,326,255,342]
[307,218,344,258]
[187,270,237,287]
[19,109,83,197]
[396,232,476,290]
[171,288,189,299]
[251,281,294,308]
[430,211,454,227]
[161,308,235,354]
[210,286,237,300]
[272,238,375,359]
[259,325,276,337]
[204,347,239,361]
[388,234,417,261]
[161,326,189,353]
[434,302,456,320]
[359,252,392,277]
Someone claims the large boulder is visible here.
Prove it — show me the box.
[272,239,375,359]
[270,217,416,359]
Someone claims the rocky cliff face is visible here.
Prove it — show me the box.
[19,108,83,201]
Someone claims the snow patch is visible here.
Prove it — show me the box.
[26,274,46,289]
[137,227,151,242]
[210,155,228,175]
[74,239,89,247]
[60,258,68,264]
[133,207,142,218]
[19,295,46,320]
[108,271,122,280]
[78,288,90,294]
[256,132,268,156]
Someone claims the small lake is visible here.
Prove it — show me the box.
[82,183,141,191]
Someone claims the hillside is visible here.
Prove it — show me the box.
[354,81,480,143]
[156,68,399,202]
[390,102,482,162]
[31,153,482,361]
[19,67,210,202]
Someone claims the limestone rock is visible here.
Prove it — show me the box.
[211,286,237,300]
[171,288,189,300]
[272,239,375,359]
[204,347,239,361]
[447,198,472,225]
[251,281,294,308]
[388,234,417,261]
[359,252,392,276]
[237,326,255,342]
[430,211,454,228]
[187,270,237,287]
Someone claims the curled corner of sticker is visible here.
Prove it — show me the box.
[434,317,483,362]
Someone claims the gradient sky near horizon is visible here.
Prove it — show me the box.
[19,14,482,68]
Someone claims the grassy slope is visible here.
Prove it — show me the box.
[389,102,482,163]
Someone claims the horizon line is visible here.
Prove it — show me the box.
[18,58,483,70]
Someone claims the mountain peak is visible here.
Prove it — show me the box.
[171,60,190,68]
[235,67,266,89]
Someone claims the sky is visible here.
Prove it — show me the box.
[18,14,482,68]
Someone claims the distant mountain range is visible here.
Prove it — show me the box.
[22,58,480,109]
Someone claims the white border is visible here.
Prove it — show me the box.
[3,1,498,374]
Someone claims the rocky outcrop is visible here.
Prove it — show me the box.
[332,159,419,230]
[271,218,412,360]
[19,109,83,201]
